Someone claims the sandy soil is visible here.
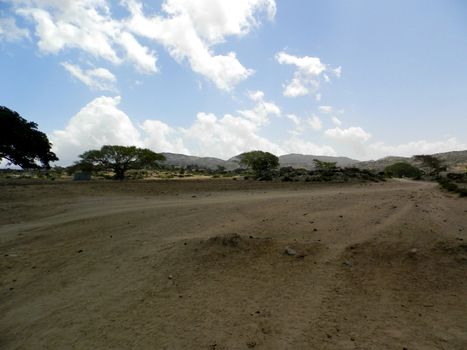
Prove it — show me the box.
[1,179,466,349]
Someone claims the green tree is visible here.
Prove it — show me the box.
[414,154,444,174]
[313,159,337,170]
[77,145,165,180]
[239,150,279,179]
[384,162,422,179]
[0,106,58,169]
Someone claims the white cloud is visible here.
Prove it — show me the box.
[276,51,340,98]
[182,112,283,159]
[50,93,339,164]
[11,0,275,90]
[238,90,280,125]
[307,115,322,131]
[61,62,117,91]
[325,126,371,143]
[141,120,188,154]
[115,31,158,73]
[0,17,30,42]
[368,137,467,160]
[331,116,342,126]
[318,105,333,114]
[51,96,142,165]
[124,0,275,90]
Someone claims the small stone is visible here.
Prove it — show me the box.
[409,248,418,254]
[284,247,297,256]
[77,249,83,253]
[168,275,173,280]
[343,260,353,267]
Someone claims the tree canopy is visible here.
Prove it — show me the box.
[313,159,337,170]
[414,154,444,174]
[239,150,279,179]
[0,106,58,169]
[384,162,422,179]
[77,145,165,180]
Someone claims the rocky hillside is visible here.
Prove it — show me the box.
[356,150,467,172]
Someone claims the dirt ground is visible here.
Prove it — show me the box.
[1,179,466,349]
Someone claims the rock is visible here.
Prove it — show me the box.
[343,260,353,267]
[168,275,173,280]
[284,247,297,256]
[409,248,418,254]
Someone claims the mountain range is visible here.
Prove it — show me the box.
[161,150,467,172]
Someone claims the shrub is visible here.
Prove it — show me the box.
[384,162,422,179]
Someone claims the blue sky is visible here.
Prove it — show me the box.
[1,0,466,165]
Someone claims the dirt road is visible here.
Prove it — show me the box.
[1,179,466,349]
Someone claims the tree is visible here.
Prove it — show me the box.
[414,154,444,174]
[313,159,337,170]
[384,162,422,179]
[0,106,58,169]
[77,145,165,180]
[239,150,279,179]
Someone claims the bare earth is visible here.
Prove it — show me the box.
[1,179,466,349]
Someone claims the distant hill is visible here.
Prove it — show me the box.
[162,152,359,170]
[160,150,467,172]
[161,153,239,170]
[278,154,359,170]
[356,150,467,172]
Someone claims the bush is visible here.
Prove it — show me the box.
[384,162,422,179]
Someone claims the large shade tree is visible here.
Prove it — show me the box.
[239,150,279,179]
[0,106,58,169]
[77,145,165,180]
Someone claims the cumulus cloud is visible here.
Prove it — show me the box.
[275,51,341,98]
[51,96,142,165]
[182,112,283,158]
[11,0,275,89]
[0,16,30,42]
[141,119,189,154]
[238,90,280,125]
[124,0,276,90]
[61,62,117,91]
[325,126,371,144]
[51,93,339,164]
[13,0,158,73]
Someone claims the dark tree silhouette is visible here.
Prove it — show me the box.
[0,106,58,169]
[77,145,166,180]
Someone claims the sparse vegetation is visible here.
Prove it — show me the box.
[414,154,445,175]
[313,159,337,170]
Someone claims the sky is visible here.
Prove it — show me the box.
[1,0,466,165]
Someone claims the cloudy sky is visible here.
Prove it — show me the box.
[1,0,466,165]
